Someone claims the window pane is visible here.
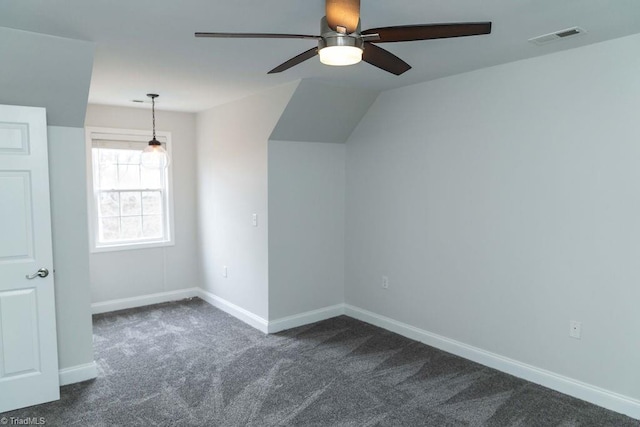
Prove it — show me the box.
[142,215,163,238]
[121,216,143,240]
[97,164,118,189]
[99,192,120,217]
[95,148,120,189]
[120,192,142,216]
[98,149,118,166]
[142,191,162,215]
[118,150,141,165]
[140,167,162,189]
[99,217,120,242]
[117,164,141,189]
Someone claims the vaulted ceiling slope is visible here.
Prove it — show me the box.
[271,80,379,144]
[0,27,94,127]
[0,1,639,113]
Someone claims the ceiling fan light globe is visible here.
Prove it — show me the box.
[319,45,363,66]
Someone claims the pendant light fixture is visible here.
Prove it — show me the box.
[141,93,169,169]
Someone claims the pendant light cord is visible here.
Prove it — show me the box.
[147,93,160,145]
[151,96,156,141]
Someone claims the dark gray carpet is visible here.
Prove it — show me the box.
[2,298,637,426]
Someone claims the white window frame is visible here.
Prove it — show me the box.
[85,126,175,253]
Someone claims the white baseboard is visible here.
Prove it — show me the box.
[268,304,345,333]
[195,290,344,334]
[91,288,199,314]
[196,289,269,333]
[344,304,640,420]
[59,361,98,386]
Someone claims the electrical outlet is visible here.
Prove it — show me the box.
[569,320,581,339]
[223,266,228,278]
[382,276,389,289]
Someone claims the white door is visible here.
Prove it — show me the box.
[0,105,60,412]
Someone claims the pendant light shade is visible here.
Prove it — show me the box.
[141,143,169,169]
[141,93,169,169]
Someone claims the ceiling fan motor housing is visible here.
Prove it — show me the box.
[318,16,364,51]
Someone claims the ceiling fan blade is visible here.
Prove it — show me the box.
[363,22,492,43]
[195,32,320,40]
[268,47,318,74]
[326,0,360,33]
[362,42,411,75]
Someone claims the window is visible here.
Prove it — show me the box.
[86,127,174,252]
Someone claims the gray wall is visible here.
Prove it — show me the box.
[268,140,346,320]
[84,104,201,303]
[196,83,297,319]
[345,33,640,400]
[48,126,94,370]
[0,27,95,372]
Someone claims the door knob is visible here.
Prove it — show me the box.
[26,268,49,279]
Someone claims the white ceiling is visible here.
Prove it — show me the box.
[1,0,639,113]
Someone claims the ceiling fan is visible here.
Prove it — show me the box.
[195,0,492,76]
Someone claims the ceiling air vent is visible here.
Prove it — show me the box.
[528,27,586,46]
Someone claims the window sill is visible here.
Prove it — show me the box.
[91,239,174,254]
